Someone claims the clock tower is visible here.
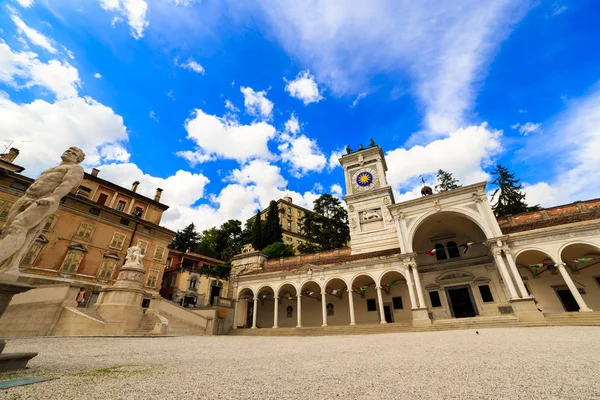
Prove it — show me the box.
[339,146,399,255]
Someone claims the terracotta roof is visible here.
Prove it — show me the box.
[167,249,224,264]
[242,248,402,276]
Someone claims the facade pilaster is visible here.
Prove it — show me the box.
[405,265,418,309]
[296,295,302,328]
[412,265,426,309]
[348,289,356,325]
[493,249,519,300]
[503,248,528,299]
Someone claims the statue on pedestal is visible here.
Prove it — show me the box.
[126,245,144,266]
[0,147,85,275]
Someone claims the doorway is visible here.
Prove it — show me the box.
[383,305,394,323]
[245,301,254,328]
[446,285,478,318]
[210,285,221,306]
[555,288,579,312]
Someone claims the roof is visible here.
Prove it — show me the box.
[168,248,224,264]
[241,247,401,276]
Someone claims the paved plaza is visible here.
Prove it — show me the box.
[1,327,599,399]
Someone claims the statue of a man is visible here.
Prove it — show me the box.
[125,246,143,265]
[0,147,85,275]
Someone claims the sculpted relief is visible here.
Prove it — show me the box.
[361,209,382,221]
[0,147,85,275]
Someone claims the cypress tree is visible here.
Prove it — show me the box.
[435,169,461,192]
[264,200,282,247]
[168,223,200,252]
[251,210,263,251]
[491,164,540,217]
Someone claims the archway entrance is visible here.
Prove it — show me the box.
[277,284,298,328]
[379,270,412,323]
[299,281,322,327]
[256,286,275,328]
[560,243,600,312]
[351,275,380,325]
[237,288,254,328]
[323,278,350,326]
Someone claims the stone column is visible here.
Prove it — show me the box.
[493,250,519,300]
[251,297,258,329]
[412,266,426,309]
[321,292,328,327]
[405,266,418,309]
[348,289,356,326]
[376,286,387,324]
[233,300,238,329]
[296,294,302,328]
[273,296,279,328]
[556,263,593,312]
[503,249,528,299]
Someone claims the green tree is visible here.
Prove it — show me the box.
[261,242,295,259]
[195,227,219,259]
[299,194,350,253]
[490,164,540,217]
[169,223,200,252]
[251,210,263,251]
[263,200,282,248]
[435,169,461,192]
[215,219,243,262]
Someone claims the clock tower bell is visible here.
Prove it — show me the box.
[339,146,399,255]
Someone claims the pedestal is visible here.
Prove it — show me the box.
[411,308,432,327]
[0,280,38,372]
[510,298,545,322]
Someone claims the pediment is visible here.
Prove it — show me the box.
[103,252,120,260]
[436,271,474,284]
[294,263,318,273]
[67,243,88,252]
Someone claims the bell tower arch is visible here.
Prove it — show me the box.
[339,146,399,255]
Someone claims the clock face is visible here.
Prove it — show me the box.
[352,168,379,191]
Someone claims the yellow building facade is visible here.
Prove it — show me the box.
[248,197,310,250]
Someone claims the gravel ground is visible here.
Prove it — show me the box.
[0,327,599,400]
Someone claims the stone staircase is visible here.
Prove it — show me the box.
[76,307,105,322]
[543,312,600,326]
[125,312,163,336]
[230,314,599,337]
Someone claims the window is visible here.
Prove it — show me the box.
[109,232,127,250]
[97,193,108,205]
[171,275,177,287]
[60,245,87,273]
[447,241,460,258]
[43,214,58,232]
[287,220,292,230]
[392,296,403,310]
[119,218,130,226]
[297,224,302,233]
[133,206,144,217]
[21,235,48,266]
[286,237,292,242]
[366,299,377,312]
[0,199,14,220]
[10,181,28,191]
[434,243,447,261]
[429,291,442,307]
[297,239,302,245]
[98,257,118,280]
[137,240,149,256]
[153,246,166,261]
[76,185,92,198]
[89,207,101,216]
[478,285,494,302]
[189,278,198,289]
[166,257,173,268]
[116,200,127,212]
[146,270,159,288]
[74,223,95,241]
[287,206,291,214]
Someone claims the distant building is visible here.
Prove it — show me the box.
[160,249,228,307]
[0,149,175,307]
[247,196,311,250]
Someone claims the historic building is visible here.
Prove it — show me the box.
[230,145,600,329]
[247,196,310,250]
[0,149,175,306]
[159,249,228,307]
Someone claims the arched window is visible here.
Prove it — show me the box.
[21,234,48,267]
[434,243,447,260]
[98,253,120,280]
[189,278,198,289]
[447,241,461,258]
[60,244,87,273]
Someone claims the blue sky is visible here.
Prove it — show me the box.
[1,0,599,231]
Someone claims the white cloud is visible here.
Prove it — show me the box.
[257,0,531,135]
[0,41,80,99]
[278,135,327,178]
[179,58,205,74]
[175,151,215,167]
[386,123,502,192]
[511,121,540,135]
[330,183,343,196]
[350,92,366,108]
[11,14,57,54]
[520,86,600,206]
[328,148,345,170]
[94,73,102,79]
[99,144,130,162]
[552,3,567,16]
[179,109,276,164]
[284,114,300,134]
[16,0,34,7]
[149,110,159,121]
[284,70,324,105]
[224,99,239,113]
[166,90,175,100]
[240,86,273,119]
[100,0,149,39]
[166,0,200,5]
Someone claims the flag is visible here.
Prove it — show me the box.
[460,242,474,254]
[426,248,438,256]
[574,258,593,263]
[389,282,396,287]
[360,286,368,291]
[530,262,549,269]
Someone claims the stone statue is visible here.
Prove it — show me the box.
[358,144,364,150]
[125,246,143,265]
[241,243,255,254]
[369,138,376,147]
[345,145,352,154]
[0,147,85,275]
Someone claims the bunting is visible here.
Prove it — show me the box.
[426,248,439,256]
[459,242,474,254]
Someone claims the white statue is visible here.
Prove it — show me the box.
[241,243,255,254]
[125,246,144,265]
[0,147,85,275]
[361,210,381,221]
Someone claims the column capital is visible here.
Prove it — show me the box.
[297,294,302,298]
[492,249,503,257]
[502,247,512,255]
[253,297,258,301]
[375,286,382,290]
[274,295,279,300]
[555,261,566,267]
